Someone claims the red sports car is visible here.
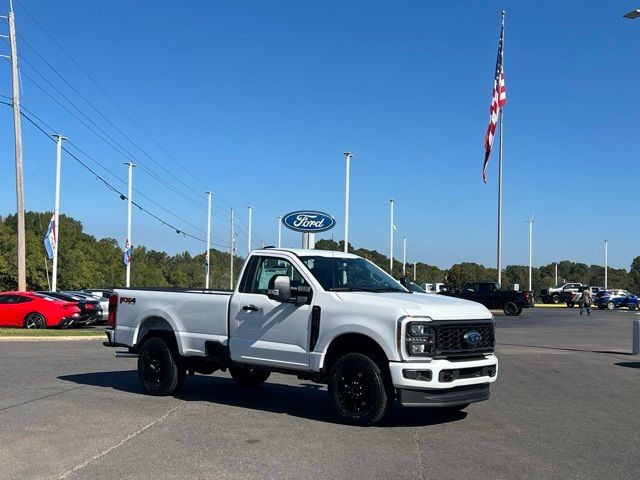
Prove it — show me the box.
[0,291,81,329]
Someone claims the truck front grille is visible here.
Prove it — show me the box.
[433,322,495,357]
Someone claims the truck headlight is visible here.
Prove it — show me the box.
[405,321,435,357]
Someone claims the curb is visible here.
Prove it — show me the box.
[534,304,566,308]
[0,336,104,342]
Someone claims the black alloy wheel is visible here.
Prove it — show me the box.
[138,336,185,396]
[503,302,518,316]
[23,313,46,329]
[328,353,392,426]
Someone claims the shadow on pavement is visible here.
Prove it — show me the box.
[58,370,467,427]
[615,362,640,369]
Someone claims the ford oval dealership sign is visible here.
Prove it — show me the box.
[282,210,335,233]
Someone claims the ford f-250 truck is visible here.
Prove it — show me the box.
[104,248,498,426]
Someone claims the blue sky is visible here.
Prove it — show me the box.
[0,0,638,269]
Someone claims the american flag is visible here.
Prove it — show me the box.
[482,17,507,183]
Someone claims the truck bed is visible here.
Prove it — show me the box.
[112,288,232,357]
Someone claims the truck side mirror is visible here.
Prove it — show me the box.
[267,275,291,303]
[399,276,410,289]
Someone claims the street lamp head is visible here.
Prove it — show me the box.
[343,152,353,158]
[624,9,640,19]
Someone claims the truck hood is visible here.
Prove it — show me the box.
[334,291,491,320]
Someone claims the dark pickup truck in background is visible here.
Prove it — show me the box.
[439,282,534,316]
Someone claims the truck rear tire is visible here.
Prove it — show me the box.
[566,302,575,308]
[328,353,392,426]
[503,302,518,316]
[138,336,185,396]
[229,366,271,386]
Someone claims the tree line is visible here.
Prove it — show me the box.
[0,212,639,295]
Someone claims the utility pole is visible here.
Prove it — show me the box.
[555,262,558,286]
[413,262,416,282]
[277,216,282,248]
[604,240,608,289]
[51,134,67,291]
[9,0,25,291]
[389,199,394,274]
[230,208,235,290]
[247,205,253,255]
[402,235,407,276]
[205,192,213,289]
[343,152,353,253]
[124,162,136,288]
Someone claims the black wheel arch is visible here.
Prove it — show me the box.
[135,316,180,353]
[322,333,389,374]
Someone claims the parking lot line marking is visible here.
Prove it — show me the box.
[58,405,181,480]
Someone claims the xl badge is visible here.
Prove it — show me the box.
[464,330,482,345]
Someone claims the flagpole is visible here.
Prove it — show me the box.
[497,10,505,287]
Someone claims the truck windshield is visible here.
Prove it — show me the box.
[299,256,408,293]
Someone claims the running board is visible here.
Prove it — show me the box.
[115,351,139,358]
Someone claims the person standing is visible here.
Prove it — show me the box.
[580,287,593,316]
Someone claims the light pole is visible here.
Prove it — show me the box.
[205,191,213,289]
[624,9,640,19]
[555,262,558,286]
[389,199,395,274]
[604,240,608,289]
[247,205,253,255]
[51,133,67,291]
[343,152,353,253]
[277,216,282,248]
[402,235,407,276]
[526,216,534,292]
[124,162,136,288]
[413,262,417,282]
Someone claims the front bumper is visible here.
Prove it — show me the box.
[391,355,497,407]
[389,354,498,391]
[398,383,491,407]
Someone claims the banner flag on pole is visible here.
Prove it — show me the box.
[204,251,209,274]
[482,15,507,183]
[123,239,132,266]
[43,215,55,259]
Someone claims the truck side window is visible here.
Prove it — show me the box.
[478,283,492,294]
[249,257,307,295]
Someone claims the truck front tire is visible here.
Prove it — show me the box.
[328,353,392,426]
[229,366,271,386]
[138,336,185,396]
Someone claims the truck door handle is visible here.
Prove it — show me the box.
[242,305,259,312]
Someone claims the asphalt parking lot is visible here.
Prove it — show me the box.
[1,307,639,480]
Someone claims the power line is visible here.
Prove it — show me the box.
[4,5,266,244]
[10,102,230,249]
[13,0,213,191]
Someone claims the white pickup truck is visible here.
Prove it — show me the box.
[104,248,498,426]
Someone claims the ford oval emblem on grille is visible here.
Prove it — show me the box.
[464,331,482,345]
